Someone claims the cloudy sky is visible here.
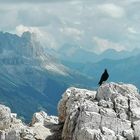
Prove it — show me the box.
[0,0,140,53]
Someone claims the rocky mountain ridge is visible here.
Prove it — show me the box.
[0,82,140,140]
[0,31,94,121]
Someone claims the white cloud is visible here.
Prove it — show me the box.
[124,0,140,4]
[93,36,126,53]
[0,0,72,3]
[0,0,140,52]
[98,3,125,18]
[60,27,84,40]
[16,24,42,36]
[127,27,138,34]
[16,24,58,49]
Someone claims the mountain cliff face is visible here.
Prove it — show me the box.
[0,82,140,140]
[0,31,94,121]
[0,31,70,121]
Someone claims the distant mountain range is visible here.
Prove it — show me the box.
[0,31,139,122]
[0,31,94,122]
[49,42,140,63]
[63,54,140,89]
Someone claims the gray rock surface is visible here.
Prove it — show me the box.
[0,105,11,130]
[0,107,61,140]
[0,82,140,140]
[58,82,140,140]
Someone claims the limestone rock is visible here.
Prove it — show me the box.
[123,129,134,140]
[101,127,116,140]
[58,82,140,140]
[0,82,140,140]
[31,111,48,126]
[0,105,11,130]
[5,130,20,140]
[58,87,97,123]
[0,106,61,140]
[133,120,140,139]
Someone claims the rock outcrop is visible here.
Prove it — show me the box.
[0,108,62,140]
[0,82,140,140]
[58,82,140,140]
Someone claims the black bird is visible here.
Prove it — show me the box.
[98,69,109,86]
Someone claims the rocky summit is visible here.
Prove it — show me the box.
[58,82,140,140]
[0,82,140,140]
